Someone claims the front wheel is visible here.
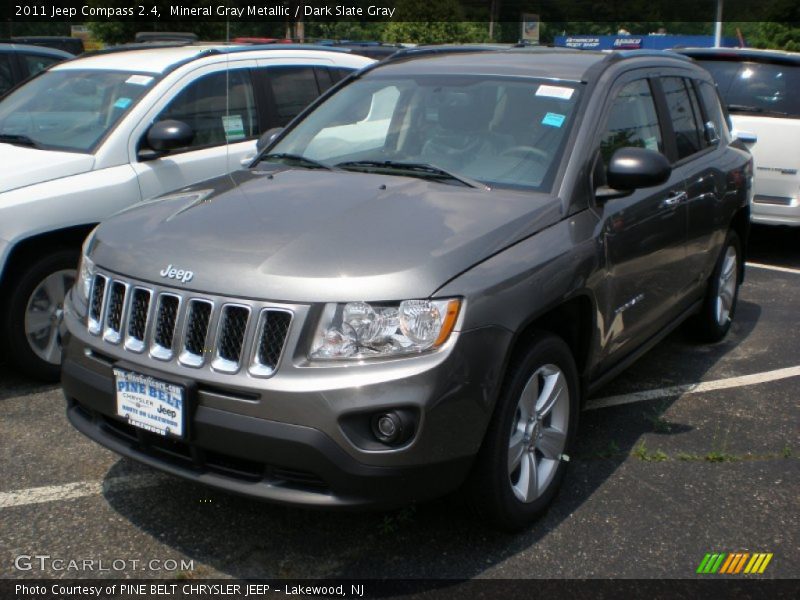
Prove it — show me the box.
[467,333,579,531]
[3,250,78,381]
[692,231,741,343]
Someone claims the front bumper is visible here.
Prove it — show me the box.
[62,303,511,508]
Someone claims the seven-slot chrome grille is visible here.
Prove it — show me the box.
[86,273,292,377]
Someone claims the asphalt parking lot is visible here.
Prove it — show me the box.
[1,225,797,581]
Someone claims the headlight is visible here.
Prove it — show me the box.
[310,298,461,360]
[76,227,98,304]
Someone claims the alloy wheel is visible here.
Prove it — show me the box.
[24,268,75,365]
[507,364,570,503]
[715,246,737,326]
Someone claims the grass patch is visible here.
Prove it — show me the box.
[676,452,701,461]
[595,439,621,459]
[377,506,417,535]
[643,404,673,433]
[632,441,669,462]
[704,450,738,462]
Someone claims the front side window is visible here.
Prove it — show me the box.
[600,79,663,164]
[0,53,14,95]
[661,77,704,161]
[156,69,259,151]
[267,74,582,191]
[0,69,152,153]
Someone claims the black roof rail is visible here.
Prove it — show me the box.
[380,44,505,63]
[508,44,581,52]
[82,41,196,56]
[216,43,351,55]
[606,49,693,62]
[135,31,198,44]
[81,42,352,61]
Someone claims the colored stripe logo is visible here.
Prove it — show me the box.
[697,552,773,574]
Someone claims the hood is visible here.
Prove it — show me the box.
[0,144,95,193]
[92,168,563,302]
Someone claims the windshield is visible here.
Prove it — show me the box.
[266,75,582,190]
[696,59,800,118]
[0,69,154,153]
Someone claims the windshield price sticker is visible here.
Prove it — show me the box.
[125,75,154,86]
[535,85,575,100]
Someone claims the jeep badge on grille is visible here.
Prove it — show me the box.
[160,264,194,283]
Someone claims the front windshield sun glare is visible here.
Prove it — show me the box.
[266,75,581,191]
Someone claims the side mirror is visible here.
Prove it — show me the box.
[606,147,671,191]
[143,120,194,157]
[256,127,283,153]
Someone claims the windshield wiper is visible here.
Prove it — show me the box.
[335,160,487,189]
[259,152,332,170]
[726,104,790,117]
[0,133,41,148]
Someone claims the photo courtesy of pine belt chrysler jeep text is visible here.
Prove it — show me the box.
[61,48,752,531]
[0,43,372,380]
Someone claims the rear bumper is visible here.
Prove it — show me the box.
[752,196,800,226]
[63,356,474,509]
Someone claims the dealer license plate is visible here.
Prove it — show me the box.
[114,369,185,438]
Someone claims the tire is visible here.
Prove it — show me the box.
[467,333,579,531]
[3,249,78,381]
[692,231,741,343]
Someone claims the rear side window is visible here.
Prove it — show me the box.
[661,77,705,161]
[600,79,663,164]
[696,59,800,119]
[156,69,259,151]
[314,67,334,93]
[21,53,62,77]
[264,66,320,126]
[0,53,14,95]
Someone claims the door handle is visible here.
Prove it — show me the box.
[661,190,687,208]
[240,154,255,167]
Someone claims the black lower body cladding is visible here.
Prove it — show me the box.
[60,325,511,509]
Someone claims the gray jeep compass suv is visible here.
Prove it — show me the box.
[61,48,752,530]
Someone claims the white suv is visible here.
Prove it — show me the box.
[679,47,800,226]
[0,44,373,379]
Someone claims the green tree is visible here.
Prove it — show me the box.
[727,21,800,51]
[384,0,490,44]
[304,21,389,42]
[3,22,71,37]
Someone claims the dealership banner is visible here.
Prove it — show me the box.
[4,0,799,22]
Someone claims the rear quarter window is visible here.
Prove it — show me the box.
[661,76,705,161]
[697,80,732,144]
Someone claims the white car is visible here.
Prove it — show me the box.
[679,47,800,226]
[0,43,373,379]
